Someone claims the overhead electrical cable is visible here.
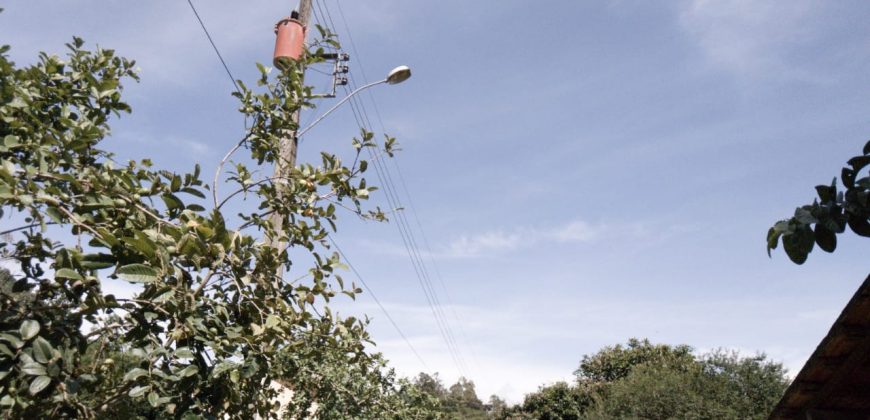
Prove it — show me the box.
[338,77,467,376]
[314,0,472,377]
[185,0,241,95]
[327,235,430,371]
[312,3,466,376]
[324,0,475,375]
[390,160,483,370]
[322,0,472,376]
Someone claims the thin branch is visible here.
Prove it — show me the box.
[213,135,251,208]
[0,222,59,236]
[191,268,216,297]
[56,206,101,238]
[217,176,287,210]
[238,210,275,231]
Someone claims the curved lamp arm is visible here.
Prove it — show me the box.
[297,79,386,138]
[297,65,411,138]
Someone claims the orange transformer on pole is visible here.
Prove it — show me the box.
[273,16,306,71]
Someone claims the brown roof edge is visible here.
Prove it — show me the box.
[768,273,870,420]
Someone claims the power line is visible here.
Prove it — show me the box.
[335,59,469,377]
[327,235,430,371]
[333,0,388,133]
[310,3,461,373]
[185,0,241,95]
[324,0,471,376]
[390,160,483,370]
[342,59,471,378]
[313,0,472,377]
[324,0,474,375]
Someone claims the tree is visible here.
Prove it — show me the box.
[411,372,487,419]
[0,26,403,418]
[486,394,509,419]
[447,376,483,411]
[516,381,592,420]
[272,320,443,419]
[586,350,789,419]
[574,337,694,383]
[414,372,448,399]
[504,339,789,420]
[767,140,870,264]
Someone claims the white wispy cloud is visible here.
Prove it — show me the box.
[439,220,613,259]
[679,0,826,82]
[359,218,674,260]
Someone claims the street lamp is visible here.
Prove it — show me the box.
[297,65,412,137]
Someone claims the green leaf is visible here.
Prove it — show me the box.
[54,268,83,281]
[21,362,47,376]
[265,314,281,330]
[0,333,23,349]
[766,227,779,257]
[211,362,235,377]
[29,376,51,395]
[115,264,159,283]
[81,253,116,270]
[814,224,837,253]
[174,347,194,359]
[32,337,53,364]
[120,236,156,259]
[19,320,40,340]
[128,385,150,398]
[177,365,198,378]
[815,184,836,203]
[180,187,205,199]
[847,155,870,173]
[782,227,814,265]
[171,175,182,192]
[123,368,148,382]
[153,290,174,303]
[842,167,856,188]
[848,216,870,238]
[148,391,160,407]
[45,207,64,224]
[794,208,817,225]
[161,193,184,212]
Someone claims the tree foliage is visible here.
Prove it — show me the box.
[512,381,593,420]
[574,338,694,383]
[499,339,789,420]
[272,321,441,419]
[0,28,410,418]
[767,140,870,264]
[411,372,488,419]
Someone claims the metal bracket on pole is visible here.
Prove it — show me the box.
[310,52,351,99]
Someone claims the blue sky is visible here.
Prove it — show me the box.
[3,0,870,403]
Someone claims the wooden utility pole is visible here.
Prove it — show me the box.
[267,0,313,272]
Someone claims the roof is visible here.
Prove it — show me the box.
[769,273,870,420]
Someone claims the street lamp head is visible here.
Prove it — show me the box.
[385,65,412,85]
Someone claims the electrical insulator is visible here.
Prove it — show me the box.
[339,53,350,62]
[337,77,349,86]
[338,65,350,74]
